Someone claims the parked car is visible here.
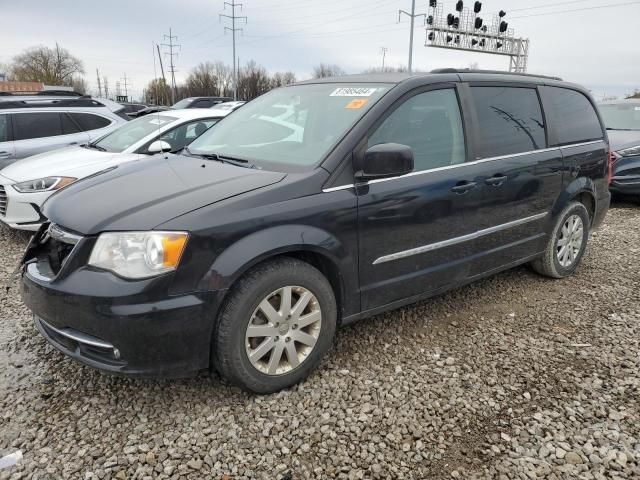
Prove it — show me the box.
[171,96,233,109]
[120,102,148,118]
[0,95,128,168]
[211,101,246,113]
[21,71,611,393]
[598,98,640,200]
[0,108,230,230]
[132,105,170,118]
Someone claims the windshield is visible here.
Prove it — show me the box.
[188,83,392,171]
[599,103,640,130]
[172,98,193,109]
[94,115,177,152]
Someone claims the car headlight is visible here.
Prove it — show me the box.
[12,176,76,193]
[617,145,640,157]
[88,231,188,279]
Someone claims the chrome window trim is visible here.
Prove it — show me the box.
[372,212,548,265]
[321,140,605,193]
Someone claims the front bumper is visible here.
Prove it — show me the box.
[0,177,50,230]
[22,251,225,378]
[610,154,640,196]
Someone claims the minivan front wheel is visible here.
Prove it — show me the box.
[213,258,337,393]
[531,201,590,278]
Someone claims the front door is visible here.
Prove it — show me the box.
[0,113,15,167]
[356,86,490,312]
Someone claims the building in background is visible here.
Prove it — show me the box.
[0,82,74,94]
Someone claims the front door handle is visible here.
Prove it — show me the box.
[485,175,508,186]
[0,151,9,158]
[69,142,78,146]
[451,181,477,194]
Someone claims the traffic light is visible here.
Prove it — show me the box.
[427,15,434,25]
[471,39,478,46]
[429,0,437,7]
[479,39,486,47]
[428,32,435,41]
[474,17,483,29]
[453,16,460,28]
[496,41,503,49]
[499,10,506,17]
[454,35,461,44]
[446,35,453,43]
[447,13,455,26]
[474,1,482,13]
[456,1,464,12]
[499,21,508,33]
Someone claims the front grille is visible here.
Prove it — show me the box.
[0,184,7,216]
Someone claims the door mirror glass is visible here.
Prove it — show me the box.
[357,143,414,180]
[147,140,172,154]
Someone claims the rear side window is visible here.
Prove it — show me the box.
[61,113,81,134]
[470,87,546,158]
[368,88,466,171]
[69,113,112,131]
[13,112,63,141]
[0,114,8,142]
[541,87,603,145]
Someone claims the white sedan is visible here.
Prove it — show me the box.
[0,108,230,230]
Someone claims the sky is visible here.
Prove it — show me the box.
[1,0,639,101]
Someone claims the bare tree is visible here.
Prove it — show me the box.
[186,62,220,97]
[361,65,408,74]
[627,89,640,99]
[212,61,233,97]
[312,63,346,78]
[270,71,297,88]
[237,61,271,100]
[144,78,171,105]
[11,43,84,85]
[71,76,88,94]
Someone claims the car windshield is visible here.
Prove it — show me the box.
[172,98,193,109]
[94,115,178,152]
[187,83,392,171]
[599,103,640,130]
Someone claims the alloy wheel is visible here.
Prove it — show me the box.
[245,286,322,376]
[556,214,584,268]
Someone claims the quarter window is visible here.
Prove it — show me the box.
[368,88,466,172]
[69,113,112,131]
[470,87,546,158]
[540,87,604,145]
[61,113,81,134]
[13,112,63,141]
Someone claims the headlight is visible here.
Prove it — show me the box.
[88,231,188,279]
[13,176,76,193]
[617,145,640,157]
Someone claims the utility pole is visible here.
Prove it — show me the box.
[121,73,131,102]
[398,0,425,73]
[96,68,102,97]
[220,1,247,101]
[103,77,109,99]
[155,43,168,104]
[380,47,388,69]
[161,28,180,105]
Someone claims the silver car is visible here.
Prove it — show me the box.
[0,95,128,168]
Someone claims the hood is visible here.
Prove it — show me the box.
[44,153,286,235]
[0,146,136,182]
[607,130,640,152]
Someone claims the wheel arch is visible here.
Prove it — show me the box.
[552,177,597,225]
[203,224,355,322]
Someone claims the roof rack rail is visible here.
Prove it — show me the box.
[0,97,104,110]
[430,68,563,81]
[35,90,85,97]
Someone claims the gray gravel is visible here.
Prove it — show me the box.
[1,202,639,480]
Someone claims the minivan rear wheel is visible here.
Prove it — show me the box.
[531,201,590,278]
[213,257,337,393]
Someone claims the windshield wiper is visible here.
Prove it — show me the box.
[82,143,107,152]
[184,147,256,168]
[606,127,637,131]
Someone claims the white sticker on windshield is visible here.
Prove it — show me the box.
[149,118,169,125]
[330,87,378,97]
[635,106,640,111]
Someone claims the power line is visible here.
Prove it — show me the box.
[398,0,426,73]
[511,0,640,18]
[161,28,181,104]
[509,0,591,12]
[220,0,247,101]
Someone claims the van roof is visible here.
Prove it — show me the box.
[296,69,565,86]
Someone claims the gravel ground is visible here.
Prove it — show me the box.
[1,202,639,480]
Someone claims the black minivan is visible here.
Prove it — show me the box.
[21,70,611,393]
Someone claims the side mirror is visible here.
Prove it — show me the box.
[147,140,172,154]
[355,143,414,181]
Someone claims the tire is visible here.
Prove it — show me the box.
[213,257,337,394]
[531,201,590,278]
